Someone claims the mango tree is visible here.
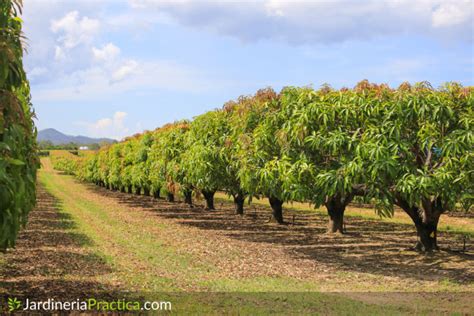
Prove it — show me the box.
[217,102,254,214]
[82,153,98,184]
[130,133,153,195]
[97,148,111,190]
[235,89,289,223]
[120,141,135,194]
[156,122,193,204]
[108,143,125,192]
[138,132,154,196]
[148,128,166,199]
[182,110,230,210]
[280,82,395,233]
[368,82,473,251]
[50,151,79,175]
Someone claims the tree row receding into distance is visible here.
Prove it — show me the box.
[0,0,39,251]
[51,81,473,253]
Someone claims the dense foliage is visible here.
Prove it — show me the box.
[50,150,84,176]
[369,82,473,251]
[0,0,39,250]
[52,81,473,252]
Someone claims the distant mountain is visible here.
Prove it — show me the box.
[37,128,116,145]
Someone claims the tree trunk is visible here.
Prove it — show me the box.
[414,221,439,252]
[202,190,216,210]
[134,187,141,195]
[327,206,345,234]
[153,188,161,199]
[324,194,354,234]
[167,192,175,202]
[233,193,245,215]
[120,186,126,193]
[144,187,150,196]
[128,185,133,194]
[396,196,443,252]
[268,196,284,224]
[184,190,193,206]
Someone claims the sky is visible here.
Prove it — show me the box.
[22,0,473,140]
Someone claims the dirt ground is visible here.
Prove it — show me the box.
[93,187,473,287]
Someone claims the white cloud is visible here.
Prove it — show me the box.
[111,60,139,83]
[92,43,121,62]
[113,111,127,129]
[23,5,153,92]
[432,0,472,28]
[24,3,216,103]
[94,118,113,129]
[78,111,130,140]
[28,66,48,78]
[128,0,473,44]
[51,11,100,49]
[32,60,217,102]
[54,46,66,61]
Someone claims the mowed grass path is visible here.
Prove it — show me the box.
[2,157,471,314]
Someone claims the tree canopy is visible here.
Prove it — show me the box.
[51,81,473,252]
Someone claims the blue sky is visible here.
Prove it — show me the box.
[23,0,473,140]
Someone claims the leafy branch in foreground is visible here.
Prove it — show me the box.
[0,0,39,250]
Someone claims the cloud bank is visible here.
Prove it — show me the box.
[129,0,473,44]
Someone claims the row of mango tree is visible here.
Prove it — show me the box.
[0,0,39,250]
[52,81,473,253]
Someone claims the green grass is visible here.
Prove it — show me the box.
[160,292,414,316]
[40,170,187,291]
[200,276,320,292]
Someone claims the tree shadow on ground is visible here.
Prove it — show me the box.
[0,184,126,305]
[88,183,473,285]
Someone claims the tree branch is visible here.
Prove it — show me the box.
[351,184,366,196]
[424,148,432,169]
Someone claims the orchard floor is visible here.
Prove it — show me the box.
[0,158,473,314]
